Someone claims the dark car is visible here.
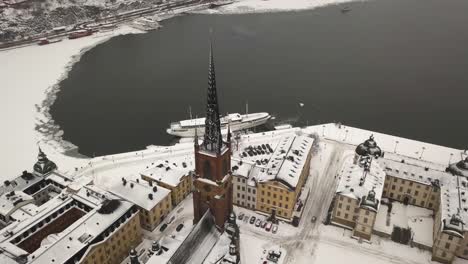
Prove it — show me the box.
[250,216,256,224]
[159,223,168,232]
[176,223,184,232]
[238,212,245,220]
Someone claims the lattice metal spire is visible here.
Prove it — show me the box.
[202,40,223,153]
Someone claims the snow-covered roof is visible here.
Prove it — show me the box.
[0,191,34,216]
[140,161,191,187]
[336,156,385,210]
[28,200,134,264]
[303,123,462,167]
[256,135,314,189]
[377,159,450,187]
[439,175,468,233]
[104,179,170,211]
[0,172,43,196]
[46,171,73,187]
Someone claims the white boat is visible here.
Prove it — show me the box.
[167,112,271,137]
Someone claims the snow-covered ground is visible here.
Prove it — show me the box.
[375,202,434,247]
[200,0,364,14]
[0,26,142,181]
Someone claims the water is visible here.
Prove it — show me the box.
[50,0,468,157]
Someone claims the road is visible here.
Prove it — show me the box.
[234,139,349,263]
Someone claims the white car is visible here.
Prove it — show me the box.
[255,219,261,227]
[272,225,278,234]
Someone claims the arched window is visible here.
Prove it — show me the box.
[204,160,212,180]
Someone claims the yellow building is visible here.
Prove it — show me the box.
[254,135,314,222]
[140,162,192,207]
[78,205,142,264]
[331,156,385,240]
[106,178,172,231]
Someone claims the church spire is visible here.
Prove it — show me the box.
[202,40,223,153]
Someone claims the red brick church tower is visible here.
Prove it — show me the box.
[192,42,233,229]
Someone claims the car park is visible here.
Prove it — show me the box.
[250,216,256,224]
[255,219,261,227]
[272,225,278,234]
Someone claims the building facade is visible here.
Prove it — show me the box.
[331,136,468,264]
[140,162,192,207]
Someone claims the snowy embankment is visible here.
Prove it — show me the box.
[0,26,142,181]
[196,0,364,14]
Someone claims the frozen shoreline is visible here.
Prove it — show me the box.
[0,26,142,180]
[197,0,365,14]
[1,0,366,182]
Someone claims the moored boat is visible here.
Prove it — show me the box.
[68,29,94,39]
[167,112,271,137]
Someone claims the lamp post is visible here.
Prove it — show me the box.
[322,125,325,137]
[394,140,399,153]
[449,153,454,166]
[419,146,426,159]
[344,130,349,142]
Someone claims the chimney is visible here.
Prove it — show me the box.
[130,183,134,188]
[148,193,153,200]
[153,186,158,192]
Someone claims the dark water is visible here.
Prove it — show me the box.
[51,0,468,156]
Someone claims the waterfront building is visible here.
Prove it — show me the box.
[0,184,142,264]
[331,156,385,240]
[231,135,314,223]
[331,136,468,263]
[105,178,172,231]
[255,135,313,222]
[140,161,192,207]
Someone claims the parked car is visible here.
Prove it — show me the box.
[272,225,278,234]
[167,216,175,224]
[244,215,249,223]
[261,221,267,228]
[176,223,184,232]
[255,219,261,227]
[238,212,245,220]
[265,222,273,231]
[250,216,256,224]
[159,223,168,232]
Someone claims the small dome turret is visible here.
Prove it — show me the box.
[33,147,57,175]
[355,135,382,158]
[130,248,140,264]
[447,157,468,178]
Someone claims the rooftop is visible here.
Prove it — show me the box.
[256,135,314,189]
[28,200,134,264]
[140,160,191,187]
[104,178,171,211]
[336,155,386,210]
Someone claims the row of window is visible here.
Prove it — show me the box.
[236,185,256,194]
